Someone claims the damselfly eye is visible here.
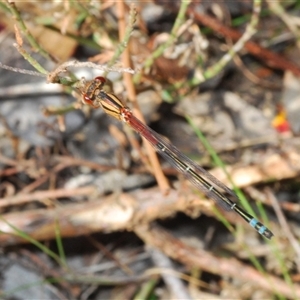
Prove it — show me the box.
[82,94,94,106]
[95,76,106,84]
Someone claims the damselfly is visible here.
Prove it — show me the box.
[78,76,273,240]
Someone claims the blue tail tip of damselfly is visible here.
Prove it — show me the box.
[250,218,273,240]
